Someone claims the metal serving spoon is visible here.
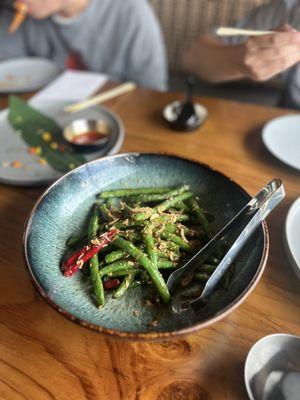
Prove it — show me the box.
[167,178,285,310]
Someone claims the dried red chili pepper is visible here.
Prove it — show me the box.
[62,228,118,277]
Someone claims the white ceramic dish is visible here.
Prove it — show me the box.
[245,333,300,400]
[0,58,61,93]
[262,115,300,171]
[284,197,300,280]
[0,99,124,186]
[162,101,208,130]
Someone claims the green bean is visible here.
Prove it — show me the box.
[119,230,141,242]
[172,214,190,222]
[199,264,216,273]
[106,268,138,278]
[130,278,153,289]
[113,219,146,230]
[157,240,180,254]
[129,193,172,203]
[100,187,172,198]
[100,260,136,277]
[133,189,193,221]
[151,213,189,224]
[105,249,127,264]
[173,201,190,212]
[113,272,136,298]
[106,197,118,210]
[128,186,190,204]
[129,280,144,289]
[157,259,176,269]
[120,202,134,215]
[90,256,105,307]
[112,236,171,304]
[161,231,191,252]
[66,234,87,248]
[155,190,193,214]
[194,272,210,282]
[98,202,112,221]
[189,198,212,238]
[143,226,158,266]
[163,223,198,238]
[88,206,105,308]
[88,206,99,240]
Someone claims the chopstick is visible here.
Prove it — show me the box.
[9,1,28,34]
[216,27,274,36]
[64,82,137,113]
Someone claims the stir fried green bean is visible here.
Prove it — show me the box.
[88,206,105,308]
[64,185,233,310]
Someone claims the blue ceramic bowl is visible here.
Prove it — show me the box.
[23,153,268,340]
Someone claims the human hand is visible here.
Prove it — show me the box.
[22,0,63,19]
[23,0,89,19]
[237,24,300,81]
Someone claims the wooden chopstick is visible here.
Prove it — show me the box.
[216,27,274,36]
[64,82,137,113]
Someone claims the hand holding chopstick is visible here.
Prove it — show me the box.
[64,82,137,113]
[213,25,300,82]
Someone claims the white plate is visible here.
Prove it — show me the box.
[0,99,124,186]
[284,197,300,280]
[262,115,300,171]
[0,58,60,93]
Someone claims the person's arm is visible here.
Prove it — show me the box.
[183,35,245,83]
[183,27,300,83]
[183,0,300,84]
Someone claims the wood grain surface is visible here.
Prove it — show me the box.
[0,87,299,400]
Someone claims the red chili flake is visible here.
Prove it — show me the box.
[59,144,67,153]
[39,158,47,166]
[11,160,22,168]
[103,279,120,290]
[28,147,37,155]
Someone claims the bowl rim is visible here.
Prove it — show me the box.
[23,152,269,341]
[244,333,300,400]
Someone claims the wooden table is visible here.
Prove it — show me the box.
[0,88,299,400]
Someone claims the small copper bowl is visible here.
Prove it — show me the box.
[63,119,110,152]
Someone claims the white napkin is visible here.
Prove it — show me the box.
[31,70,108,104]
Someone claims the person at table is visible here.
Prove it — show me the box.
[182,0,300,109]
[0,0,168,91]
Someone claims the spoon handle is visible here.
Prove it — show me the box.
[191,179,285,307]
[167,179,284,293]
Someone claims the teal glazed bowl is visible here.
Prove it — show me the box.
[23,153,269,340]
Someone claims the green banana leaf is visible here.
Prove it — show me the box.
[9,95,86,172]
